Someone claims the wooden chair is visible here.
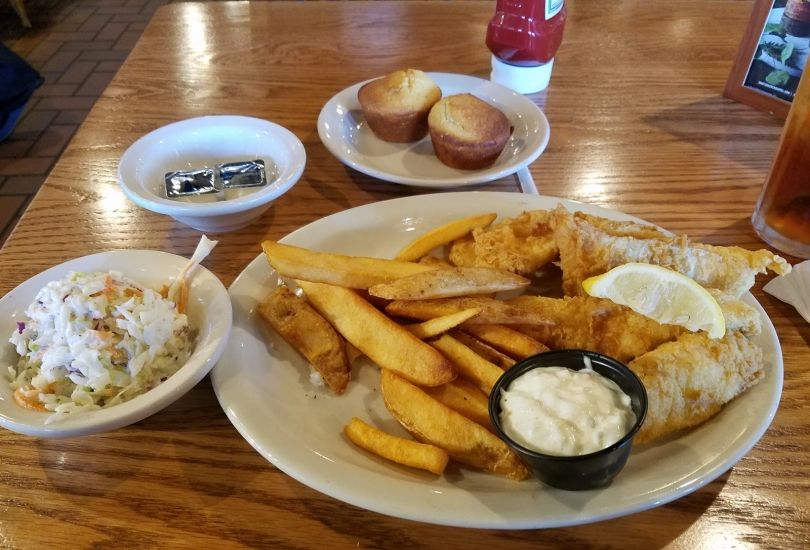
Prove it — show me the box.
[9,0,32,28]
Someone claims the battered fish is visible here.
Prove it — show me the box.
[258,285,350,394]
[552,206,790,298]
[508,295,684,363]
[629,331,764,444]
[448,210,557,275]
[708,289,762,336]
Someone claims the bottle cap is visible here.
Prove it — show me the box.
[490,55,554,94]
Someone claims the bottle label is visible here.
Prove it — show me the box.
[546,0,564,20]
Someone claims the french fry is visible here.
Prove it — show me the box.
[395,212,498,262]
[262,241,434,289]
[368,267,529,301]
[404,308,481,340]
[380,369,528,480]
[297,281,456,386]
[386,296,553,325]
[422,379,494,431]
[344,417,449,475]
[461,324,549,360]
[431,334,504,395]
[451,331,516,369]
[257,285,350,394]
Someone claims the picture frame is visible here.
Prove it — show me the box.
[724,0,810,118]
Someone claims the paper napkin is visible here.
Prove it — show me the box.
[764,259,810,324]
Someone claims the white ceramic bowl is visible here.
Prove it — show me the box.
[118,116,306,232]
[0,250,232,438]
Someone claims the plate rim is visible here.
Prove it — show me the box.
[316,72,550,188]
[212,191,783,529]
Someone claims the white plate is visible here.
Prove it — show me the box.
[317,73,550,187]
[0,250,232,438]
[211,192,782,529]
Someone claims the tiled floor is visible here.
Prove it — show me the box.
[0,0,175,247]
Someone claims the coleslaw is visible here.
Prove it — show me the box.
[7,271,193,423]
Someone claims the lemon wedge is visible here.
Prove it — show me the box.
[582,263,726,339]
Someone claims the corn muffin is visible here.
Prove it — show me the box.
[357,69,442,142]
[428,93,512,170]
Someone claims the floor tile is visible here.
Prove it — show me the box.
[76,50,129,62]
[114,30,142,51]
[0,196,28,238]
[96,60,123,72]
[76,72,115,96]
[0,176,46,195]
[25,40,62,63]
[96,21,128,42]
[35,83,80,97]
[63,7,96,25]
[41,50,80,72]
[78,14,112,34]
[13,110,58,139]
[36,96,97,110]
[29,125,78,157]
[57,60,97,84]
[0,139,35,158]
[0,157,55,176]
[53,110,90,125]
[1,214,22,247]
[61,40,116,52]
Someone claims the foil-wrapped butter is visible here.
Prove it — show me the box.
[165,168,217,197]
[165,160,267,199]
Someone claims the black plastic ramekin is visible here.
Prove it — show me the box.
[489,349,647,491]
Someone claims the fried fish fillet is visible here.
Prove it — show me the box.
[629,331,764,444]
[552,206,790,298]
[508,295,684,363]
[708,289,762,335]
[258,285,350,394]
[448,210,558,275]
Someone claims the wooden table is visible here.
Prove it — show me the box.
[1,1,808,547]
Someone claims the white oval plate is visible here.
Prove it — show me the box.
[211,192,782,529]
[0,250,232,438]
[317,73,550,187]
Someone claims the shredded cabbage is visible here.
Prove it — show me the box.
[8,270,194,423]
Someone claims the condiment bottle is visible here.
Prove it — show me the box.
[751,65,810,259]
[486,0,567,94]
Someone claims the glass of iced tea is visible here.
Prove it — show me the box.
[751,66,810,259]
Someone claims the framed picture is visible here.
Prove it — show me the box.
[724,0,810,117]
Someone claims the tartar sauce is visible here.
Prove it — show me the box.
[499,363,636,456]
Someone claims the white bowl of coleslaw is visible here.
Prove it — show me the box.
[0,248,231,437]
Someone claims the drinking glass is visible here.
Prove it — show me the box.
[751,66,810,259]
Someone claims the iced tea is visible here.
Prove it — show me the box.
[752,64,810,258]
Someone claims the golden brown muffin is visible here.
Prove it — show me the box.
[428,93,512,170]
[357,69,442,142]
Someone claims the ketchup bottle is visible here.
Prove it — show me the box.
[486,0,567,94]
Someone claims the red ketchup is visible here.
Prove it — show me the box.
[486,0,567,94]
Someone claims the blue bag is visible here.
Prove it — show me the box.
[0,42,44,141]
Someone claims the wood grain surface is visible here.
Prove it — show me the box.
[1,1,808,548]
